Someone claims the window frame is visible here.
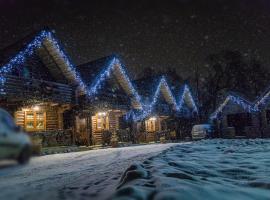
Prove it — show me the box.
[25,111,46,132]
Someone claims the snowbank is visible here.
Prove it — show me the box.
[112,139,270,200]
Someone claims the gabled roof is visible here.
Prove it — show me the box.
[178,84,198,113]
[0,29,198,118]
[133,75,178,108]
[131,76,198,121]
[77,56,143,109]
[254,86,270,110]
[0,30,41,67]
[0,29,87,94]
[147,76,178,110]
[210,93,257,120]
[76,55,116,88]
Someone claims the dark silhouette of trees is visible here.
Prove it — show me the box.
[200,50,270,119]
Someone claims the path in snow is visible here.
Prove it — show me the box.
[0,143,176,200]
[112,139,270,200]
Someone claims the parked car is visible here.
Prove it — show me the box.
[191,124,213,140]
[0,108,32,164]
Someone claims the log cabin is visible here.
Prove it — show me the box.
[76,55,143,145]
[0,29,86,146]
[0,29,200,146]
[133,76,198,142]
[210,93,260,138]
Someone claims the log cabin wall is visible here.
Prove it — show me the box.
[2,75,73,104]
[145,116,169,142]
[46,106,59,131]
[145,117,161,132]
[14,104,69,133]
[91,110,126,145]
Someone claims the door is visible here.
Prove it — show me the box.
[77,116,92,145]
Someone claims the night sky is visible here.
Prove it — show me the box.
[1,0,270,78]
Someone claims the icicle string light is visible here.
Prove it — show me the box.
[210,95,258,120]
[46,32,87,91]
[0,30,48,84]
[130,77,198,121]
[254,90,270,110]
[0,30,198,121]
[178,84,198,113]
[87,57,143,109]
[0,30,87,93]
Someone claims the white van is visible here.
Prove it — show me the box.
[0,108,32,164]
[191,124,213,140]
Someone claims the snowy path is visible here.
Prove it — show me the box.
[0,143,176,200]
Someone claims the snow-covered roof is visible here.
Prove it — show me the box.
[254,86,270,110]
[77,55,143,110]
[210,93,257,120]
[0,29,198,120]
[0,29,87,95]
[129,76,198,121]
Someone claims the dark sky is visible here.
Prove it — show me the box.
[1,0,270,78]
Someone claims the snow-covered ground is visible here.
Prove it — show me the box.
[0,143,176,200]
[112,139,270,200]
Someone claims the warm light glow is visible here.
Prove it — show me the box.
[97,112,107,116]
[33,105,40,111]
[22,108,30,112]
[149,117,157,121]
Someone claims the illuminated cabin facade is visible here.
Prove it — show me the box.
[76,56,142,145]
[0,29,199,146]
[133,76,198,142]
[0,30,84,146]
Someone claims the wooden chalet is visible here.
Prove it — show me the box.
[76,55,142,145]
[0,29,200,147]
[133,76,198,142]
[0,29,84,146]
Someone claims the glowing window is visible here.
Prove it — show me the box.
[25,111,46,131]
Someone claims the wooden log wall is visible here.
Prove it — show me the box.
[46,107,59,131]
[14,104,68,132]
[91,110,125,145]
[2,75,73,104]
[15,111,25,129]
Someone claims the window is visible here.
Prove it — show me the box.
[25,111,46,131]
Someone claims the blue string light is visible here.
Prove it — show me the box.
[0,30,198,122]
[254,90,270,110]
[210,95,258,120]
[87,57,143,109]
[0,30,88,93]
[178,84,198,113]
[130,77,198,121]
[0,30,48,84]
